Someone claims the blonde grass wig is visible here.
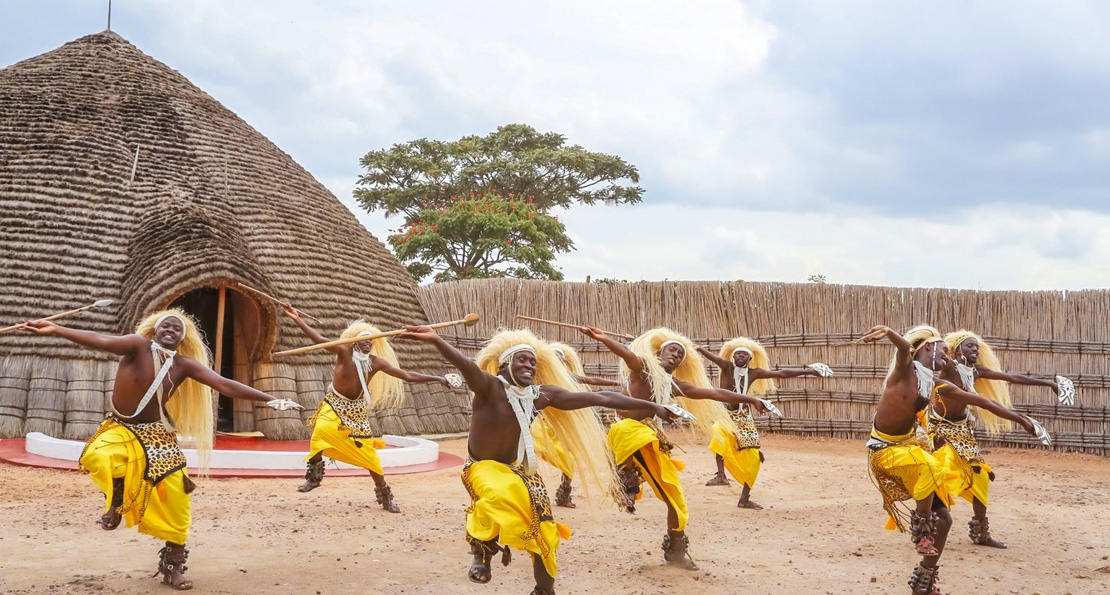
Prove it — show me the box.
[619,327,732,439]
[341,321,405,410]
[719,337,776,396]
[945,330,1013,434]
[476,329,620,505]
[548,341,587,379]
[135,309,214,471]
[884,324,945,389]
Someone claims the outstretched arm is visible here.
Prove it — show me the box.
[750,367,820,380]
[397,325,496,400]
[575,374,623,387]
[539,386,675,419]
[580,326,643,376]
[674,380,769,413]
[282,305,345,354]
[976,365,1059,393]
[936,383,1035,434]
[20,320,144,357]
[179,358,283,403]
[372,355,450,387]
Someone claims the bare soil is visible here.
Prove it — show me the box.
[1,434,1107,595]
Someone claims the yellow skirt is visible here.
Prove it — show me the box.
[868,437,952,531]
[79,419,191,545]
[531,417,576,479]
[608,418,689,531]
[933,443,992,506]
[462,459,571,578]
[708,421,761,489]
[306,402,387,474]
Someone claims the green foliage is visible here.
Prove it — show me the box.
[388,192,572,283]
[355,124,642,282]
[807,274,827,284]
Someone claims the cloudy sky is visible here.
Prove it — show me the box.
[4,1,1110,289]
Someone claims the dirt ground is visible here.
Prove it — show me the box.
[1,434,1107,595]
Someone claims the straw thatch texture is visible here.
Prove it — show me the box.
[0,31,469,439]
[418,279,1110,456]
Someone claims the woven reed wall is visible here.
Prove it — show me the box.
[417,279,1110,455]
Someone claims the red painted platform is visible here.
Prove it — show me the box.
[0,438,463,478]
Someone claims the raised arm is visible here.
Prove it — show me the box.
[696,346,732,370]
[574,374,623,387]
[397,325,497,398]
[976,366,1059,393]
[580,326,643,375]
[179,358,283,404]
[282,305,343,353]
[861,325,911,369]
[936,383,1035,434]
[20,320,144,357]
[372,355,449,387]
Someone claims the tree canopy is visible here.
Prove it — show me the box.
[355,124,642,282]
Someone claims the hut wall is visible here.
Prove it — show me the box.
[417,279,1110,456]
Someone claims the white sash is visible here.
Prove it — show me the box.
[500,377,540,474]
[113,342,176,431]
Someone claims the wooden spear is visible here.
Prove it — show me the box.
[515,315,635,341]
[235,282,321,324]
[274,313,481,357]
[0,299,116,334]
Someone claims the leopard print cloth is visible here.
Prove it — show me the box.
[927,408,983,464]
[640,418,677,455]
[80,418,186,486]
[729,406,761,450]
[318,390,376,439]
[461,458,556,560]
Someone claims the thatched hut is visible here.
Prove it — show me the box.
[0,31,470,440]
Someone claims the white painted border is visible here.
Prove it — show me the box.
[24,432,438,470]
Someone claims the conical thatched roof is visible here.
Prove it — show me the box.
[0,31,468,438]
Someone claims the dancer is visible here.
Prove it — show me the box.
[284,306,450,511]
[861,324,1042,595]
[20,310,301,591]
[697,339,833,509]
[937,329,1067,548]
[582,326,768,571]
[399,325,684,595]
[534,341,623,508]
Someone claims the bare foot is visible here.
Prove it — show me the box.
[737,498,763,510]
[705,474,730,487]
[99,510,121,530]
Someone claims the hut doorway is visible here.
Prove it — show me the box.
[170,286,262,432]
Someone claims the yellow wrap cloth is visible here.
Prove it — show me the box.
[305,394,387,474]
[531,417,576,478]
[461,459,571,578]
[608,418,689,531]
[934,442,993,506]
[928,407,992,506]
[709,422,761,488]
[79,418,191,545]
[866,426,952,532]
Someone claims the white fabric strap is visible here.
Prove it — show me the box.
[114,342,176,422]
[659,340,686,362]
[351,348,374,406]
[499,377,540,474]
[498,344,536,365]
[733,366,750,395]
[155,314,187,340]
[731,347,753,358]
